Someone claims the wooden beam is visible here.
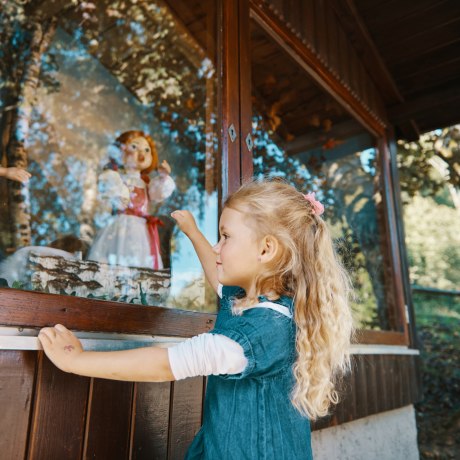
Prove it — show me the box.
[250,0,387,138]
[389,82,460,124]
[0,288,215,337]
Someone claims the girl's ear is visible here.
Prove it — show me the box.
[259,235,279,263]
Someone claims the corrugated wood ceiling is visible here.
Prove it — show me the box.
[353,0,460,137]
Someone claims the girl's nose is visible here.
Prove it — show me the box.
[212,241,221,254]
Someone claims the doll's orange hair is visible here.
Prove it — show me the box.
[116,130,159,176]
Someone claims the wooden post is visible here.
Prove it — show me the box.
[239,0,254,183]
[387,128,419,348]
[377,136,409,340]
[220,0,242,199]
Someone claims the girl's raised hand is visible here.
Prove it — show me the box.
[38,324,83,374]
[171,210,198,237]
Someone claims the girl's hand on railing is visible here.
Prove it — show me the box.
[38,324,83,373]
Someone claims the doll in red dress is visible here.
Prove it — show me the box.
[88,130,175,269]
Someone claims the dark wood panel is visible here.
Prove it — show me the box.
[27,353,90,459]
[354,354,369,420]
[391,40,460,81]
[269,0,284,18]
[367,0,460,45]
[311,353,420,431]
[384,21,460,66]
[84,379,134,459]
[0,288,215,337]
[326,5,339,77]
[314,0,328,60]
[356,0,450,28]
[0,351,36,460]
[132,382,171,460]
[368,354,381,414]
[0,351,421,457]
[301,0,316,49]
[168,377,204,460]
[397,59,460,97]
[338,24,350,89]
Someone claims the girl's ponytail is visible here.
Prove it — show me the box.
[292,219,354,419]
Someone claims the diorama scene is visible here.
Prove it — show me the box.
[0,0,219,311]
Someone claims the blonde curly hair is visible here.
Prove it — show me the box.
[225,178,354,420]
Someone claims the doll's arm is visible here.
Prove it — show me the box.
[148,160,176,203]
[38,324,174,382]
[0,166,31,183]
[171,210,218,293]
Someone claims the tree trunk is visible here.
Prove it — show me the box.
[6,17,57,249]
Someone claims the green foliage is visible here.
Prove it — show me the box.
[397,125,460,201]
[401,125,460,458]
[413,293,460,459]
[404,195,460,290]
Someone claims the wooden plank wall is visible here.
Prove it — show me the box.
[261,0,387,125]
[0,350,420,459]
[0,350,204,460]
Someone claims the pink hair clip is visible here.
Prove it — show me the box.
[303,192,325,216]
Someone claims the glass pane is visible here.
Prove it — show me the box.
[250,20,391,330]
[0,1,219,312]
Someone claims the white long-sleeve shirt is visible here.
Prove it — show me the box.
[167,285,292,380]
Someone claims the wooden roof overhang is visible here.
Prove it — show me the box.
[256,0,460,141]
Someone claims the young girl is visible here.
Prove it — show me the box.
[39,179,354,459]
[88,130,175,269]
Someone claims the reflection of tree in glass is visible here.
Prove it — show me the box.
[1,1,217,256]
[0,4,58,249]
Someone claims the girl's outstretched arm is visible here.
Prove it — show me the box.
[38,324,174,382]
[0,166,31,183]
[171,210,218,293]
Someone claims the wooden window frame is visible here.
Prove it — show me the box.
[0,0,412,348]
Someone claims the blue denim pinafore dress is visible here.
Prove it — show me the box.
[185,286,313,460]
